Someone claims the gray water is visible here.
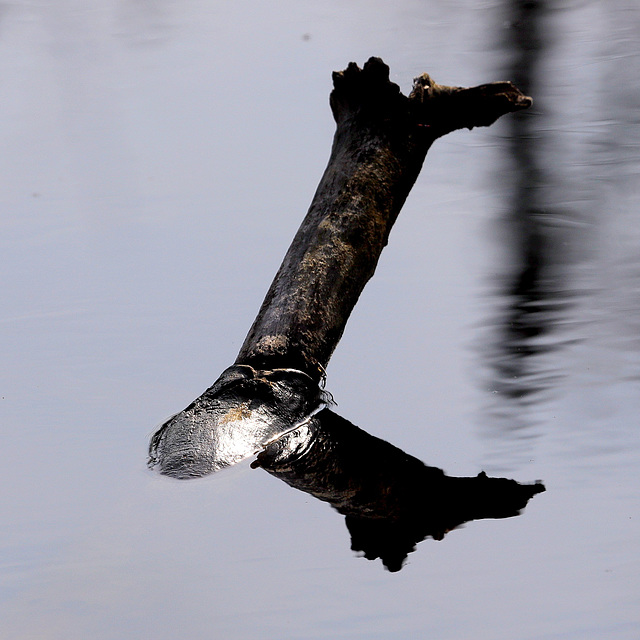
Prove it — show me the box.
[1,1,639,638]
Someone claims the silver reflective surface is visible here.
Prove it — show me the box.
[148,365,329,477]
[2,1,639,639]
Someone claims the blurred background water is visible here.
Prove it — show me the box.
[1,1,639,638]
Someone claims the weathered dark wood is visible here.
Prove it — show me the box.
[149,58,532,479]
[235,57,531,381]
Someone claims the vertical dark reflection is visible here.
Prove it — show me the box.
[485,1,574,418]
[497,0,563,398]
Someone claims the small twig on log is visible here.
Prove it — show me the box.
[409,74,532,136]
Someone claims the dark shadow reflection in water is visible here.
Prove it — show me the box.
[491,0,574,403]
[252,409,544,572]
[480,1,588,461]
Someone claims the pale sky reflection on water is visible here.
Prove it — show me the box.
[1,1,639,639]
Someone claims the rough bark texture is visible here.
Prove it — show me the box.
[235,57,531,381]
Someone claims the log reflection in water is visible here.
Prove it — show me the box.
[253,409,545,572]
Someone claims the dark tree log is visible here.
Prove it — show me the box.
[236,58,532,381]
[149,58,532,479]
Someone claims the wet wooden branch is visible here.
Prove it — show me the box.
[149,57,531,478]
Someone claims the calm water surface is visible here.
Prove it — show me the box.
[1,1,639,638]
